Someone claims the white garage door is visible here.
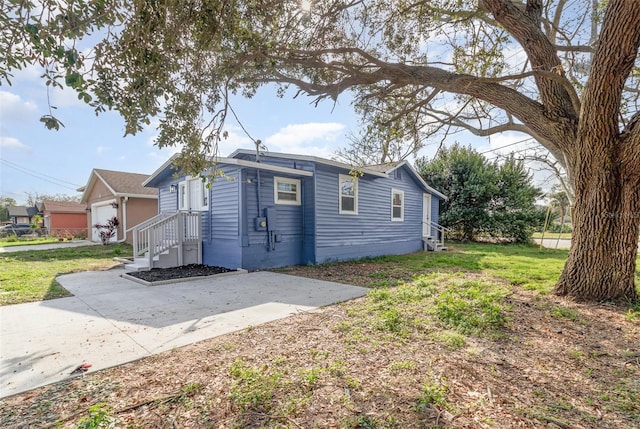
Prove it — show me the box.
[92,204,117,242]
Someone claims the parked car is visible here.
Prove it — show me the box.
[0,223,40,237]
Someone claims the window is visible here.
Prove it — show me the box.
[274,177,301,205]
[391,189,404,221]
[179,183,187,210]
[339,174,358,214]
[178,177,208,211]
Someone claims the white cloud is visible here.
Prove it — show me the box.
[0,91,38,123]
[265,122,346,157]
[218,127,253,156]
[50,86,87,108]
[96,145,111,155]
[0,136,31,153]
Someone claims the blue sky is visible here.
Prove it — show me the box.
[0,63,540,206]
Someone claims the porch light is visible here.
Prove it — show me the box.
[110,202,119,209]
[169,184,178,193]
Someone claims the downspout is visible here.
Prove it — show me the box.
[118,196,129,243]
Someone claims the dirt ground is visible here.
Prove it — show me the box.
[1,261,639,428]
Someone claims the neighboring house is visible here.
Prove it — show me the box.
[132,149,446,271]
[41,200,88,238]
[79,169,159,244]
[7,205,41,225]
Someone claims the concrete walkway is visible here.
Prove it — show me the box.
[532,238,571,249]
[0,240,99,253]
[0,269,368,398]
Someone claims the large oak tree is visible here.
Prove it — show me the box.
[2,0,639,301]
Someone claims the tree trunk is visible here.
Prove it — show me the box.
[555,160,640,302]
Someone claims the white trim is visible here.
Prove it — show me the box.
[422,193,432,236]
[338,174,358,215]
[112,193,158,199]
[178,182,188,211]
[391,189,404,221]
[229,149,388,178]
[144,154,313,187]
[178,177,208,211]
[274,176,301,205]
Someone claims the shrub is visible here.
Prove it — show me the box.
[93,217,119,245]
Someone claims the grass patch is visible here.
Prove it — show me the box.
[279,241,570,295]
[549,305,580,321]
[0,237,61,247]
[229,358,285,412]
[0,243,132,305]
[434,278,509,335]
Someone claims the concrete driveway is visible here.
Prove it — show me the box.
[0,269,368,398]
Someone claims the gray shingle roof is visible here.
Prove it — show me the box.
[93,169,158,197]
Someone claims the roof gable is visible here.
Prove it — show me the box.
[380,161,447,199]
[7,206,40,217]
[143,154,314,188]
[144,150,446,199]
[81,169,158,203]
[42,200,87,213]
[229,149,388,177]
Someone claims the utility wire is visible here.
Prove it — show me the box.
[478,137,537,155]
[0,158,81,191]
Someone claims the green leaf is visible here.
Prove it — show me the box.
[24,23,39,36]
[65,72,83,88]
[39,115,64,131]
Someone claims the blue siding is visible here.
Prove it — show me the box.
[314,164,425,263]
[150,154,445,270]
[302,174,316,264]
[202,166,242,269]
[158,184,178,214]
[241,169,305,270]
[432,194,440,225]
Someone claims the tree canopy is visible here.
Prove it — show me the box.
[418,144,544,242]
[3,0,640,301]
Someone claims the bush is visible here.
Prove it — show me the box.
[93,217,119,245]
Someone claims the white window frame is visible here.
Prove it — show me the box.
[178,176,208,211]
[274,176,301,205]
[339,174,358,215]
[391,189,404,221]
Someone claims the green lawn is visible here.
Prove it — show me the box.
[281,241,572,295]
[0,243,132,305]
[0,237,63,247]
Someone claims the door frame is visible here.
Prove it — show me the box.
[422,193,432,237]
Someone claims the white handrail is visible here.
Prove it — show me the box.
[132,211,201,266]
[424,221,448,248]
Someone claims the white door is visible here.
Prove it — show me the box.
[422,194,432,237]
[179,178,206,212]
[92,204,117,242]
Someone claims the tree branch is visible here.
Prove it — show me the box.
[479,0,578,122]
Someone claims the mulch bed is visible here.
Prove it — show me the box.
[125,264,235,283]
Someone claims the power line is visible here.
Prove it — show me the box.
[478,137,537,155]
[0,158,82,187]
[0,158,82,191]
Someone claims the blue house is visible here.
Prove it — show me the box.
[130,150,446,271]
